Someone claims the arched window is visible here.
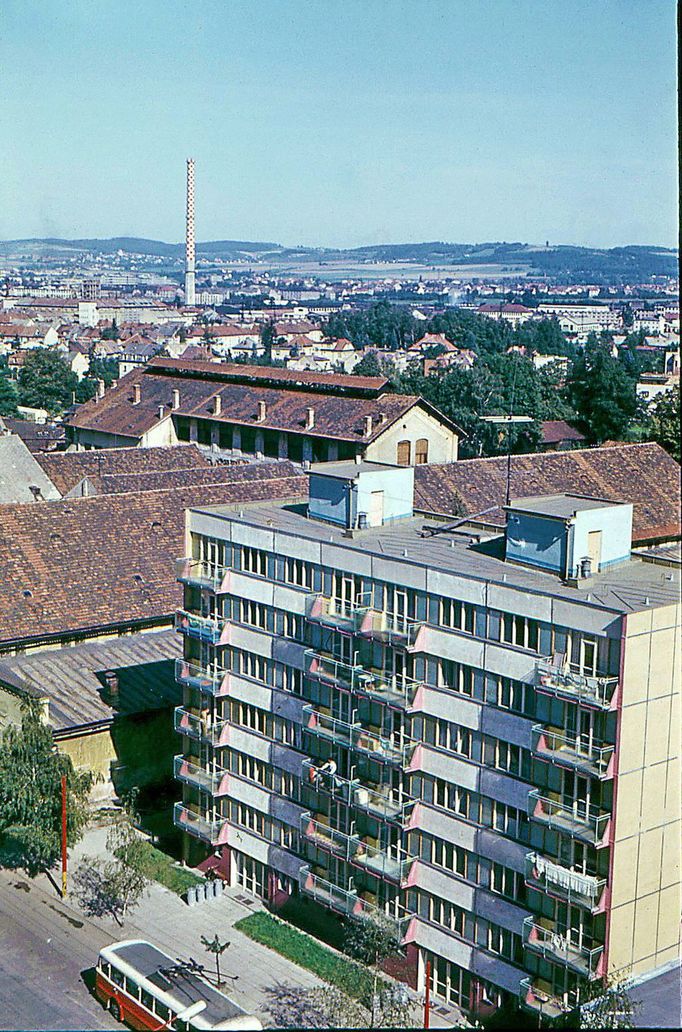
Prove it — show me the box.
[397,440,411,465]
[415,438,429,464]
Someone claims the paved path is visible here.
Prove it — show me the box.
[0,823,461,1029]
[631,964,682,1029]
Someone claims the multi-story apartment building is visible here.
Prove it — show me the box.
[173,462,680,1023]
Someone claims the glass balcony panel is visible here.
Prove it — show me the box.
[532,724,614,778]
[302,706,413,766]
[351,838,416,885]
[176,557,229,592]
[301,759,414,824]
[173,802,226,845]
[523,917,604,977]
[300,812,359,857]
[535,659,618,709]
[525,852,606,910]
[357,609,423,649]
[305,650,361,691]
[175,658,228,696]
[174,705,228,745]
[519,978,574,1020]
[175,608,227,645]
[174,755,226,794]
[305,592,372,632]
[528,790,610,846]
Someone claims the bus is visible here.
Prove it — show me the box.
[95,939,263,1031]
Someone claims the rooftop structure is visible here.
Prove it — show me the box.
[0,433,61,503]
[172,466,680,1022]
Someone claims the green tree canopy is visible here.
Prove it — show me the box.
[17,351,79,415]
[0,701,91,875]
[646,385,680,461]
[0,373,19,416]
[567,335,638,444]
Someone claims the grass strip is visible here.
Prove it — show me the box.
[132,840,205,895]
[234,910,375,1002]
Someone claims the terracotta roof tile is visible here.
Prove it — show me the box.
[34,444,209,495]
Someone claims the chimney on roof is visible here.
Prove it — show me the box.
[378,412,387,426]
[103,670,119,706]
[364,415,373,437]
[306,406,315,430]
[257,400,267,422]
[214,394,222,416]
[133,383,141,405]
[96,379,105,399]
[158,404,165,419]
[172,388,180,410]
[110,380,118,390]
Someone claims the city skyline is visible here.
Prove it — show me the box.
[1,0,678,250]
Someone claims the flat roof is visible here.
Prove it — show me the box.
[191,502,680,616]
[508,494,627,519]
[309,460,404,478]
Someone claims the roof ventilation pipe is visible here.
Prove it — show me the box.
[214,394,222,416]
[158,404,165,419]
[257,400,267,422]
[305,407,315,430]
[364,415,373,437]
[172,388,180,410]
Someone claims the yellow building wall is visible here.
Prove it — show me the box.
[608,600,681,978]
[57,729,118,802]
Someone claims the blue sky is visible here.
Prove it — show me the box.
[0,0,677,247]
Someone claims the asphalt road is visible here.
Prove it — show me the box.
[0,868,119,1031]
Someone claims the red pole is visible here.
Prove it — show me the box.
[424,959,431,1029]
[61,774,67,898]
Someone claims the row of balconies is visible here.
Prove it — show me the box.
[531,725,614,780]
[528,790,611,848]
[300,812,416,886]
[174,801,227,846]
[302,757,415,826]
[523,917,604,979]
[298,865,411,938]
[305,649,422,709]
[303,705,414,766]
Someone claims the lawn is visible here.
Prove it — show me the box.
[234,910,375,1003]
[131,840,205,895]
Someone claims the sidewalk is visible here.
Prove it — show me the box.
[47,822,463,1028]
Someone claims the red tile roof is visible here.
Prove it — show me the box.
[34,444,209,495]
[413,443,681,544]
[540,421,586,445]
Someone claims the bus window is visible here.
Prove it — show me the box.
[111,968,124,988]
[125,976,140,1001]
[141,988,155,1013]
[98,960,110,978]
[156,1002,170,1023]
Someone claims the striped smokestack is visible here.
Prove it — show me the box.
[184,158,196,307]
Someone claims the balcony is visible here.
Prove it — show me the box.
[300,813,415,886]
[305,651,362,692]
[535,659,618,710]
[174,705,228,746]
[531,725,614,779]
[523,917,604,978]
[302,706,414,765]
[528,790,611,847]
[174,755,227,795]
[175,609,229,645]
[176,556,230,593]
[305,592,371,633]
[305,650,422,708]
[175,658,229,697]
[356,609,424,650]
[525,852,606,912]
[519,978,574,1021]
[299,866,411,937]
[173,802,227,845]
[301,759,415,825]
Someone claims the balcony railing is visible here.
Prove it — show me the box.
[523,917,604,978]
[305,651,362,692]
[305,650,421,708]
[305,592,372,633]
[531,725,614,779]
[302,706,414,765]
[299,866,411,937]
[175,658,229,697]
[535,659,618,709]
[174,755,227,795]
[519,978,574,1021]
[176,557,230,592]
[174,705,228,746]
[528,790,611,846]
[300,812,415,885]
[175,609,228,645]
[525,852,606,911]
[356,609,424,650]
[173,802,227,845]
[301,759,415,824]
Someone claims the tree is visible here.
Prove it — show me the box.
[201,934,231,986]
[555,973,640,1030]
[646,384,680,461]
[344,914,404,1027]
[75,812,149,924]
[352,350,383,378]
[0,700,92,875]
[101,318,119,341]
[262,982,418,1030]
[0,374,19,416]
[17,350,78,415]
[260,320,277,364]
[567,335,638,444]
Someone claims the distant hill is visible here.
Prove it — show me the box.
[0,236,677,281]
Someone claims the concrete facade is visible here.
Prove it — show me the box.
[171,480,680,1023]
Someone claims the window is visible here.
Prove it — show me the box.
[284,557,313,589]
[239,599,268,629]
[280,663,303,694]
[496,676,526,713]
[283,612,303,640]
[141,989,156,1014]
[440,659,474,696]
[440,599,474,634]
[415,438,429,464]
[490,862,526,903]
[236,650,268,683]
[397,440,411,466]
[111,968,124,988]
[242,546,268,577]
[501,612,539,651]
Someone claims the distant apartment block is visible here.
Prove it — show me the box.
[172,463,680,1022]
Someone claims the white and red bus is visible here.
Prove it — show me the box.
[96,939,262,1031]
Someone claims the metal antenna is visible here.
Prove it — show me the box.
[505,355,519,508]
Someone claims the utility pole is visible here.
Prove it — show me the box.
[424,959,431,1028]
[61,774,67,898]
